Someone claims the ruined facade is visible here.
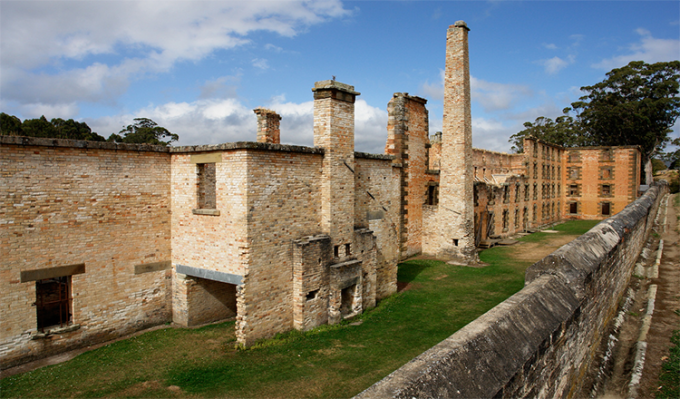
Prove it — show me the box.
[0,21,641,369]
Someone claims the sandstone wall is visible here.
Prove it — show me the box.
[239,148,324,345]
[355,155,401,299]
[357,182,667,398]
[0,137,172,369]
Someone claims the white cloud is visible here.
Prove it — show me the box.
[544,43,558,50]
[198,76,240,100]
[593,28,680,70]
[420,71,532,112]
[471,77,533,112]
[85,96,388,154]
[538,55,575,75]
[0,0,350,107]
[252,58,270,70]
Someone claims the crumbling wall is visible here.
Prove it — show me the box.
[355,155,401,299]
[356,182,667,399]
[0,137,172,369]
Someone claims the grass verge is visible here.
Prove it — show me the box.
[0,221,593,398]
[656,330,680,398]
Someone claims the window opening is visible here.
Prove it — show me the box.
[602,184,611,196]
[306,289,319,301]
[602,203,611,216]
[197,163,217,209]
[36,276,72,332]
[569,202,578,214]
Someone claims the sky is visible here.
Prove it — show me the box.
[1,0,679,154]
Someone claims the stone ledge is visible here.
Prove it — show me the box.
[0,136,170,152]
[32,324,81,339]
[192,209,221,216]
[171,141,324,155]
[355,151,394,161]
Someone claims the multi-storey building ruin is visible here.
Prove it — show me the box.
[0,21,640,369]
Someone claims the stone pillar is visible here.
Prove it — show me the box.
[253,107,281,144]
[436,21,478,263]
[387,93,429,259]
[312,80,359,259]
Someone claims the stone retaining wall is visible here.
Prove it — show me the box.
[356,182,667,398]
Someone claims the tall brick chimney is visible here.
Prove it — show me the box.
[312,80,359,257]
[436,21,478,263]
[253,107,281,144]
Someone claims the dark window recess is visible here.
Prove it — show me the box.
[602,185,611,196]
[197,163,217,209]
[306,290,319,301]
[602,203,611,216]
[345,243,351,256]
[334,245,340,258]
[426,185,439,205]
[36,276,72,332]
[569,202,578,214]
[453,239,459,246]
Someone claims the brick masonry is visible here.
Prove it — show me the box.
[1,21,644,370]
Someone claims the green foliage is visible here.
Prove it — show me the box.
[0,113,175,144]
[0,113,106,141]
[108,118,178,146]
[509,108,584,153]
[572,61,680,159]
[653,158,668,173]
[656,330,680,399]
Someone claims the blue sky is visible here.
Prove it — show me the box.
[1,0,679,153]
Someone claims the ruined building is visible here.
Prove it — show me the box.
[0,21,640,369]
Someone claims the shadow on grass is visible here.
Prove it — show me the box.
[397,259,435,285]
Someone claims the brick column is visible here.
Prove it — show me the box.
[436,21,478,263]
[253,107,281,144]
[312,80,359,257]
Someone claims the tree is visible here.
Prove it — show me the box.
[108,118,178,146]
[571,61,680,184]
[0,113,23,136]
[50,118,106,141]
[509,108,585,153]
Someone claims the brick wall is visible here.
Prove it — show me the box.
[0,137,172,369]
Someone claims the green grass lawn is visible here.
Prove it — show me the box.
[0,220,599,398]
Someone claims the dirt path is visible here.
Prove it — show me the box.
[639,194,680,398]
[596,194,680,398]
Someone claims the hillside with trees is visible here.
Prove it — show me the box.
[0,114,177,146]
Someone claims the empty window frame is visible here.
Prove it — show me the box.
[197,163,217,209]
[601,167,613,179]
[36,276,72,332]
[601,184,612,196]
[524,184,530,201]
[426,184,439,206]
[569,167,579,180]
[568,202,578,215]
[568,184,579,197]
[602,149,613,162]
[568,152,579,163]
[601,202,611,216]
[502,210,509,231]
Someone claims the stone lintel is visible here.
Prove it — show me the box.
[192,208,221,216]
[330,259,362,270]
[171,141,324,155]
[190,153,222,164]
[20,264,86,283]
[176,264,243,285]
[134,261,172,275]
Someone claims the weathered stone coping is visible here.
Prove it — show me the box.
[0,135,395,160]
[171,141,324,155]
[355,151,394,161]
[0,135,170,152]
